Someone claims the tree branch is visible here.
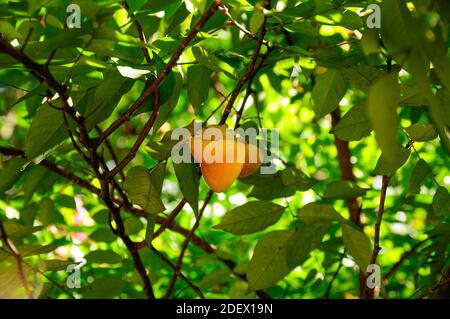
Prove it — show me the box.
[122,1,152,64]
[0,38,156,299]
[219,4,268,46]
[219,0,270,125]
[106,90,160,178]
[94,0,222,147]
[163,190,213,298]
[383,239,428,282]
[0,218,33,299]
[362,174,390,299]
[330,108,365,295]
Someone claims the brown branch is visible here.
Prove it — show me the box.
[0,39,156,299]
[150,246,205,298]
[234,49,271,129]
[219,0,270,125]
[0,218,33,299]
[153,199,187,239]
[96,126,126,181]
[122,1,152,64]
[330,108,365,296]
[383,239,428,282]
[106,90,160,178]
[163,190,214,298]
[0,147,269,298]
[95,0,222,147]
[371,175,390,266]
[0,146,98,194]
[362,174,390,299]
[330,109,361,224]
[416,276,450,299]
[219,4,268,46]
[322,250,346,299]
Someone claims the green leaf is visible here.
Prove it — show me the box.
[341,66,386,91]
[124,217,144,235]
[153,72,183,132]
[298,202,345,224]
[187,65,211,114]
[0,21,23,41]
[127,0,146,12]
[380,0,415,59]
[312,69,348,119]
[249,8,264,34]
[84,70,134,129]
[373,148,410,175]
[247,223,329,292]
[25,103,68,162]
[198,268,231,289]
[0,257,34,298]
[246,230,293,292]
[285,21,317,36]
[16,243,59,257]
[367,74,404,165]
[286,223,330,269]
[150,162,166,192]
[145,130,179,162]
[90,228,116,243]
[214,201,285,235]
[37,197,55,225]
[431,187,450,217]
[39,259,75,272]
[124,166,166,214]
[192,46,236,79]
[147,55,177,111]
[92,209,109,225]
[23,166,58,203]
[81,277,126,299]
[0,158,27,193]
[145,214,157,246]
[85,250,122,264]
[404,124,438,142]
[280,168,316,191]
[407,159,431,195]
[339,10,362,30]
[1,222,43,239]
[342,223,372,271]
[249,172,296,200]
[324,180,367,200]
[331,104,372,141]
[360,27,380,56]
[173,161,199,215]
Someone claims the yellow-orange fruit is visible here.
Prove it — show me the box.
[189,125,234,163]
[199,138,246,192]
[188,125,261,192]
[239,143,263,178]
[201,161,244,193]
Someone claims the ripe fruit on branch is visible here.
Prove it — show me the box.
[188,125,262,192]
[239,142,263,178]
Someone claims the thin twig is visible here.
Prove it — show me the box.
[0,146,270,297]
[0,38,156,299]
[363,174,390,299]
[0,219,33,299]
[322,250,346,299]
[106,90,160,178]
[150,246,205,299]
[219,0,271,124]
[163,191,213,298]
[95,0,223,147]
[383,239,428,282]
[219,4,268,46]
[123,1,152,64]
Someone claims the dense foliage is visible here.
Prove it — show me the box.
[0,0,449,299]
